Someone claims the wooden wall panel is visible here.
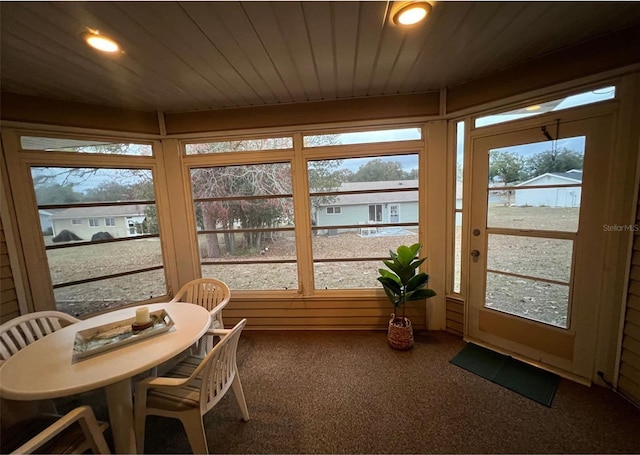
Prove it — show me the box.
[164,92,440,134]
[619,188,640,406]
[223,297,427,330]
[447,24,640,114]
[0,93,160,135]
[0,216,20,323]
[446,296,464,337]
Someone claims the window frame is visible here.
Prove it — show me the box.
[181,126,426,298]
[1,129,171,316]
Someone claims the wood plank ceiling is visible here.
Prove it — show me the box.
[1,1,640,114]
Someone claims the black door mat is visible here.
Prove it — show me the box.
[450,342,560,407]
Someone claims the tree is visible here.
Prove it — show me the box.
[489,151,526,206]
[33,183,84,205]
[84,181,139,202]
[525,147,583,178]
[351,159,406,182]
[189,139,295,258]
[404,168,418,180]
[308,160,344,226]
[489,151,526,184]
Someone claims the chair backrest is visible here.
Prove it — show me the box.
[183,318,246,414]
[170,278,230,323]
[6,405,110,454]
[0,311,80,364]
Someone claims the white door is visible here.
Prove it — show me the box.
[467,112,614,380]
[389,204,400,223]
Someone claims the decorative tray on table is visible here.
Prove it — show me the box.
[72,309,174,361]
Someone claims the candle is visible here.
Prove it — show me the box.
[135,307,150,324]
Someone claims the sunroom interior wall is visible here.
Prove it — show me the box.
[619,177,640,406]
[0,215,20,323]
[1,46,639,334]
[0,166,20,324]
[176,128,441,331]
[0,143,27,322]
[616,73,640,405]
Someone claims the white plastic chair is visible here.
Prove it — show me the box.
[0,311,80,365]
[170,278,231,355]
[134,319,249,455]
[2,405,110,454]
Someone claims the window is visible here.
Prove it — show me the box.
[185,126,424,294]
[308,153,420,290]
[189,162,297,291]
[20,137,153,156]
[453,121,465,293]
[475,86,616,128]
[304,127,421,147]
[31,166,165,317]
[185,136,293,155]
[368,204,383,222]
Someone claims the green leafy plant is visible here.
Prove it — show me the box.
[377,243,436,326]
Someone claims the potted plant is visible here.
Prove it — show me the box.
[377,243,436,350]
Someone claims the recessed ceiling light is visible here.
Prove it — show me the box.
[393,2,432,26]
[83,31,120,53]
[525,105,542,111]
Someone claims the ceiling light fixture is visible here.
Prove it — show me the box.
[393,1,432,26]
[525,105,542,111]
[83,30,120,53]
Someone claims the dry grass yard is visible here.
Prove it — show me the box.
[48,206,579,326]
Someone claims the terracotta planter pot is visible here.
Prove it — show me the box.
[387,314,414,350]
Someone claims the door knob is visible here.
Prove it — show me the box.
[471,249,480,262]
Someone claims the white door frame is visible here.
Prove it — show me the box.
[465,106,617,382]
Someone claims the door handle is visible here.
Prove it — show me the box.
[471,249,480,262]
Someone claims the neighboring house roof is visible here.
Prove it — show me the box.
[516,170,582,187]
[321,180,418,206]
[49,205,148,219]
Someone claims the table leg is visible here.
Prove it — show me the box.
[105,379,136,454]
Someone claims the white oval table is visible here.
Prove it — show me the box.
[0,302,210,454]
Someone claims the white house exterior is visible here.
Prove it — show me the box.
[514,170,582,207]
[38,209,54,234]
[315,180,418,233]
[48,205,149,240]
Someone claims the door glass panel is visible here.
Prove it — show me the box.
[487,234,573,283]
[483,135,584,329]
[487,136,584,232]
[487,205,580,232]
[485,272,569,328]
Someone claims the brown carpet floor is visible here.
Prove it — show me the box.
[73,330,640,454]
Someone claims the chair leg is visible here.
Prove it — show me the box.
[180,409,208,455]
[134,390,148,454]
[197,336,214,357]
[231,375,250,421]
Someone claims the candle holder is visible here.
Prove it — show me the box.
[132,315,156,333]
